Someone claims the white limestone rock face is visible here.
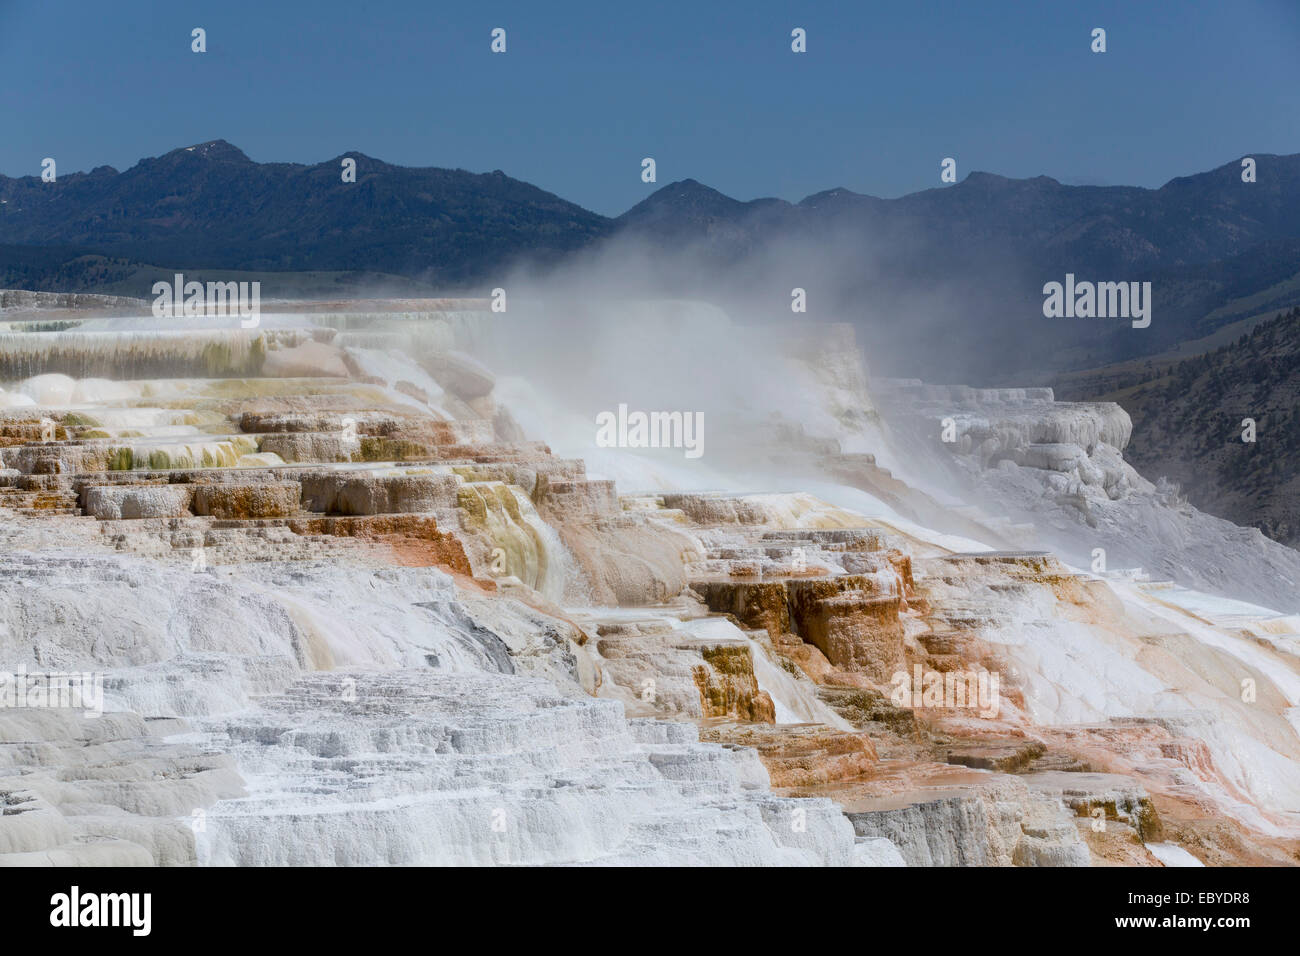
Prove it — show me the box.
[191,672,863,866]
[1147,843,1205,867]
[872,379,1300,612]
[854,837,908,866]
[0,710,243,867]
[84,484,192,520]
[0,539,869,866]
[846,782,1089,868]
[0,549,575,713]
[849,795,998,866]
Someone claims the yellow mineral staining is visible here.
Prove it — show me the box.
[693,644,776,722]
[104,436,261,471]
[457,481,553,592]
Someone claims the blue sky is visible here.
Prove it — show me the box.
[3,0,1299,215]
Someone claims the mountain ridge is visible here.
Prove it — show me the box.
[5,141,1300,385]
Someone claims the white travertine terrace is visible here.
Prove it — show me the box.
[1,297,1298,866]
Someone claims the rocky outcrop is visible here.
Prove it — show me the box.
[701,723,878,788]
[693,643,777,722]
[257,432,358,463]
[788,581,904,681]
[191,481,301,520]
[691,528,911,683]
[1024,771,1163,842]
[84,483,192,520]
[587,616,776,722]
[296,472,461,515]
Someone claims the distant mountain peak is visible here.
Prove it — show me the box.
[651,179,726,199]
[617,179,746,224]
[0,139,609,284]
[171,140,252,163]
[798,186,869,206]
[960,171,1061,189]
[959,171,1010,186]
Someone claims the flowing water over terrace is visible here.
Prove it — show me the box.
[0,329,288,380]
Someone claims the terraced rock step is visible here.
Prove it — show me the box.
[195,670,868,866]
[842,777,1090,867]
[701,722,879,788]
